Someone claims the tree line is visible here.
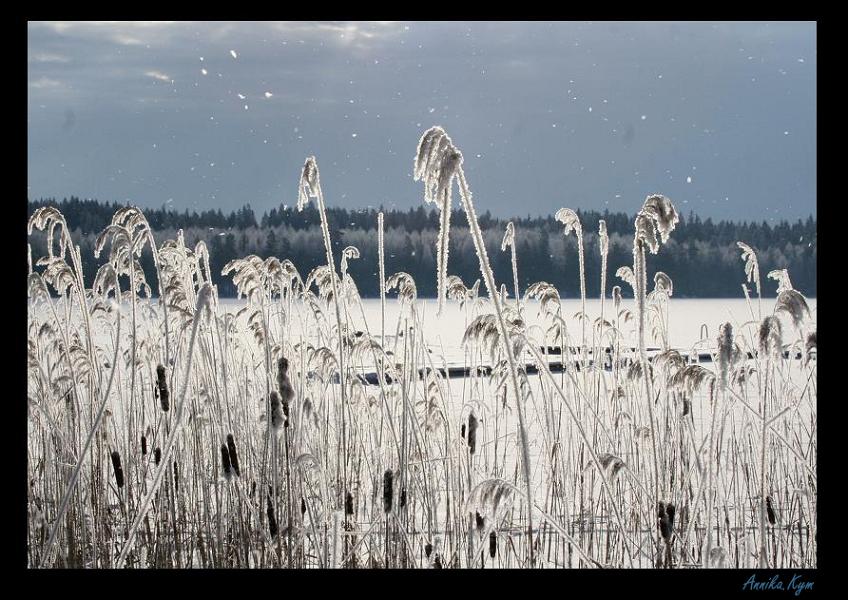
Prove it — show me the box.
[27,196,817,299]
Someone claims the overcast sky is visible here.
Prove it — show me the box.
[27,21,816,222]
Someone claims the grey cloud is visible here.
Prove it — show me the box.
[28,21,816,221]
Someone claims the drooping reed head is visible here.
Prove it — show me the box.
[414,126,463,313]
[768,268,793,295]
[612,285,622,310]
[554,208,582,238]
[775,288,810,331]
[653,272,673,297]
[737,242,761,294]
[414,126,463,206]
[638,194,679,245]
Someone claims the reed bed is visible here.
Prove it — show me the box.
[26,127,816,569]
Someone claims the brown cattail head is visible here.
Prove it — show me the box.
[173,460,179,492]
[657,502,671,541]
[383,469,394,514]
[461,423,466,438]
[467,413,478,455]
[154,446,161,466]
[221,444,233,480]
[425,543,433,558]
[400,488,407,508]
[489,531,497,558]
[267,493,278,537]
[277,357,293,425]
[141,435,147,456]
[475,511,485,532]
[301,497,307,516]
[156,364,170,412]
[766,496,776,525]
[345,492,354,516]
[665,503,676,529]
[110,450,124,489]
[270,391,284,431]
[226,434,240,477]
[433,554,443,569]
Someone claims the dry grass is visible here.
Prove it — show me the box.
[26,129,816,569]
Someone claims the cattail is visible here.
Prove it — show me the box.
[345,492,354,516]
[766,496,776,525]
[250,481,256,498]
[805,331,817,364]
[475,511,485,532]
[154,447,161,466]
[461,423,466,439]
[657,502,671,540]
[226,434,240,477]
[759,316,783,359]
[425,542,433,558]
[301,497,307,516]
[156,364,170,412]
[269,391,284,431]
[666,503,676,530]
[110,451,124,489]
[141,435,147,456]
[467,412,478,455]
[489,531,497,558]
[434,554,443,569]
[267,493,278,537]
[173,460,179,492]
[400,488,407,508]
[277,357,293,424]
[220,444,233,480]
[383,469,393,514]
